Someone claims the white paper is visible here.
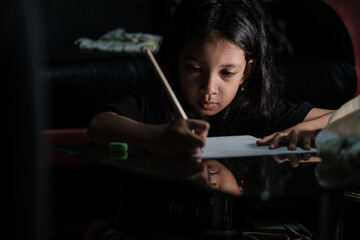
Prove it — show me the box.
[194,135,317,159]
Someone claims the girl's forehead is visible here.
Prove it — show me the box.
[180,36,245,60]
[183,34,243,53]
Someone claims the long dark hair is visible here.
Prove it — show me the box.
[154,0,282,137]
[218,157,284,196]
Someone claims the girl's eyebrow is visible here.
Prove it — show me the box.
[183,56,242,68]
[220,64,242,68]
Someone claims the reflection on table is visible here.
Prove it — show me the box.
[54,144,326,197]
[52,143,359,240]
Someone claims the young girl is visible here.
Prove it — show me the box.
[87,0,334,156]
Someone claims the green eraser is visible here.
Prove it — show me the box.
[110,151,128,160]
[109,142,128,152]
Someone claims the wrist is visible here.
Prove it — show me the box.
[140,124,169,151]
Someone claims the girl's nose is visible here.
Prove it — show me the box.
[200,73,218,95]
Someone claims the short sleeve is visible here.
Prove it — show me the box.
[270,98,314,132]
[100,88,147,123]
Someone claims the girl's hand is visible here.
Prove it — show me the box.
[154,118,210,155]
[256,128,320,150]
[256,108,333,150]
[272,154,321,167]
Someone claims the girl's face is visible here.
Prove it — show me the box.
[178,36,248,116]
[203,159,243,196]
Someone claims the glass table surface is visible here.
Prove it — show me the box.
[51,143,360,239]
[52,143,360,200]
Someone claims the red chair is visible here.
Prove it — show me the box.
[44,128,93,166]
[322,0,360,96]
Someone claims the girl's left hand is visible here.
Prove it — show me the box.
[256,128,320,150]
[272,154,321,167]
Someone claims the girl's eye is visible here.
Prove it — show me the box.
[221,70,235,76]
[189,66,202,72]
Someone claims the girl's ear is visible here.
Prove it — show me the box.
[242,59,255,81]
[238,185,245,196]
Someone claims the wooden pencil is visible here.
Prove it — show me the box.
[145,48,188,119]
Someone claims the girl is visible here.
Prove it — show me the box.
[87,0,333,155]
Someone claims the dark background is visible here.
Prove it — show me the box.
[7,0,357,239]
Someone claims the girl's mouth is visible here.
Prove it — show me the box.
[201,101,217,109]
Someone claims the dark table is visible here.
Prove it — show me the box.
[52,143,360,240]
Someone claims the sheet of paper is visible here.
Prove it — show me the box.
[193,135,317,159]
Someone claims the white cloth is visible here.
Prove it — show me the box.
[74,28,162,53]
[315,96,360,187]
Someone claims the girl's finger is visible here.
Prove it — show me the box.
[269,132,288,149]
[272,154,288,163]
[256,133,275,146]
[188,119,210,133]
[288,154,299,168]
[301,133,312,150]
[288,130,299,150]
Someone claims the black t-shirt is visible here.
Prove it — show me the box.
[101,87,314,137]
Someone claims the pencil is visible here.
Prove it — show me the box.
[145,48,188,119]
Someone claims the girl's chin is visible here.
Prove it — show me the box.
[195,108,220,116]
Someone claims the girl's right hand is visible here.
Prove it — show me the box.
[155,118,210,155]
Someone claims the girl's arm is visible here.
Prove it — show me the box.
[87,111,209,155]
[256,108,334,150]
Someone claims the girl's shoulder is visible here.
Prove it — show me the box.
[271,98,314,131]
[274,98,314,115]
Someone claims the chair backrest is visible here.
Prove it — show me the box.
[322,0,360,96]
[265,0,356,109]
